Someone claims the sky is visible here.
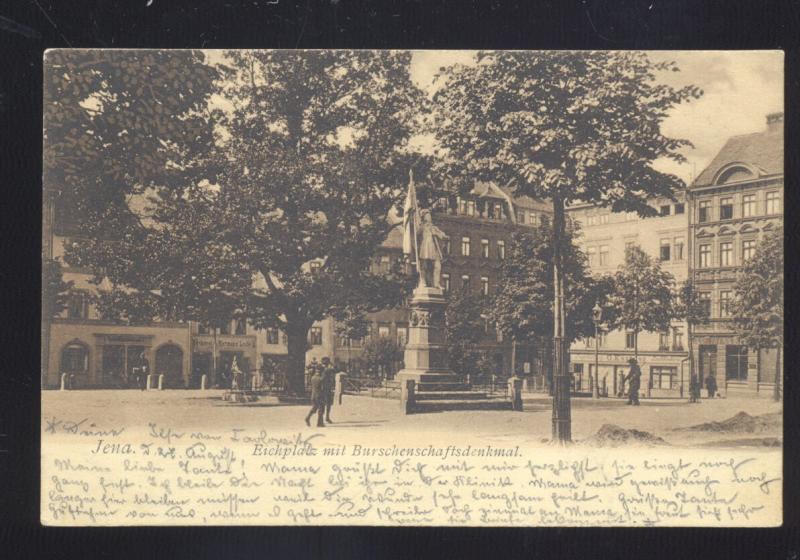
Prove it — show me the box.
[205,50,783,184]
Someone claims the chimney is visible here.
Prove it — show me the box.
[766,112,783,132]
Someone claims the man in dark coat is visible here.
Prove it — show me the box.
[320,357,336,423]
[623,358,641,406]
[705,374,718,399]
[305,369,325,427]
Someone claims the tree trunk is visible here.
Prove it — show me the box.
[551,196,571,444]
[511,338,517,378]
[285,324,310,396]
[686,321,693,399]
[774,345,781,402]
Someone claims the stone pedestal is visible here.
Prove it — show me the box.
[396,286,455,386]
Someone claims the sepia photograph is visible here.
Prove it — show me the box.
[40,49,783,527]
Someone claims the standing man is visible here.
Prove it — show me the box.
[306,357,320,388]
[139,351,150,391]
[623,358,641,406]
[305,368,325,428]
[321,357,336,424]
[705,374,718,399]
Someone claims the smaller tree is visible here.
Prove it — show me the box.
[444,288,487,379]
[731,226,783,401]
[674,279,710,394]
[333,309,371,371]
[361,336,403,379]
[43,258,73,318]
[608,245,677,362]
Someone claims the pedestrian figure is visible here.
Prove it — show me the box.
[305,369,325,428]
[688,374,701,403]
[705,374,717,399]
[306,357,320,387]
[138,352,149,391]
[321,357,336,423]
[623,358,641,406]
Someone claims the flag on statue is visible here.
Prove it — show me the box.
[402,169,417,257]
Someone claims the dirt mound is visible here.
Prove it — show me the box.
[582,424,669,447]
[678,411,781,433]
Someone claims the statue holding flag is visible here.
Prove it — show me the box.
[402,170,448,289]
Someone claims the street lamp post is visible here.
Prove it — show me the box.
[592,301,602,399]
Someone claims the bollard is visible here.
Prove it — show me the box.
[158,374,164,390]
[335,372,346,405]
[60,373,68,391]
[509,375,523,411]
[201,374,208,390]
[401,379,416,415]
[147,374,154,390]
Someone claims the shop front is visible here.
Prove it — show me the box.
[569,349,688,398]
[191,334,257,389]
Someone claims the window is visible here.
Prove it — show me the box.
[461,236,471,256]
[719,197,734,220]
[659,205,671,216]
[698,292,711,319]
[310,261,321,275]
[587,247,597,267]
[442,273,450,292]
[234,319,247,335]
[674,237,685,260]
[599,213,609,224]
[719,290,732,317]
[672,328,684,351]
[660,239,671,261]
[396,323,408,346]
[379,255,391,273]
[517,210,525,224]
[720,242,733,267]
[586,215,598,226]
[494,202,504,220]
[742,239,756,262]
[698,200,711,223]
[742,194,756,217]
[572,363,584,391]
[698,244,711,268]
[481,276,489,296]
[725,345,748,381]
[467,200,476,217]
[599,245,609,266]
[458,197,467,215]
[461,275,470,292]
[309,327,323,346]
[674,203,685,215]
[198,323,210,335]
[625,332,635,349]
[659,332,670,351]
[67,291,89,320]
[765,191,780,214]
[529,212,537,225]
[651,366,677,389]
[481,238,490,259]
[219,321,231,335]
[497,240,505,260]
[266,328,280,345]
[378,324,391,338]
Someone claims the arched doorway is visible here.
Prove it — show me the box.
[60,341,89,387]
[155,344,184,388]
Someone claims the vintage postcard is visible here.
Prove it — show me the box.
[41,49,783,526]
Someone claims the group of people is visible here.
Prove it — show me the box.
[304,357,337,427]
[689,372,718,403]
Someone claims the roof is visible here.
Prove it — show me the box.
[693,121,784,187]
[382,223,404,249]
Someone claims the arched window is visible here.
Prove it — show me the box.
[715,165,755,185]
[61,342,89,375]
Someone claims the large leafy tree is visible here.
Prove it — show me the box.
[433,51,701,442]
[490,222,615,386]
[608,245,677,362]
[56,50,426,395]
[731,226,783,401]
[42,258,74,319]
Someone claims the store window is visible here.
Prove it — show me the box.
[651,366,677,389]
[725,345,748,381]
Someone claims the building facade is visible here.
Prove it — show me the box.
[567,194,690,398]
[687,112,784,397]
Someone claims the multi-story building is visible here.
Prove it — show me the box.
[567,193,690,398]
[43,181,552,389]
[688,112,784,396]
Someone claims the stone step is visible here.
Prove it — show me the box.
[415,382,471,392]
[413,399,513,412]
[414,391,489,401]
